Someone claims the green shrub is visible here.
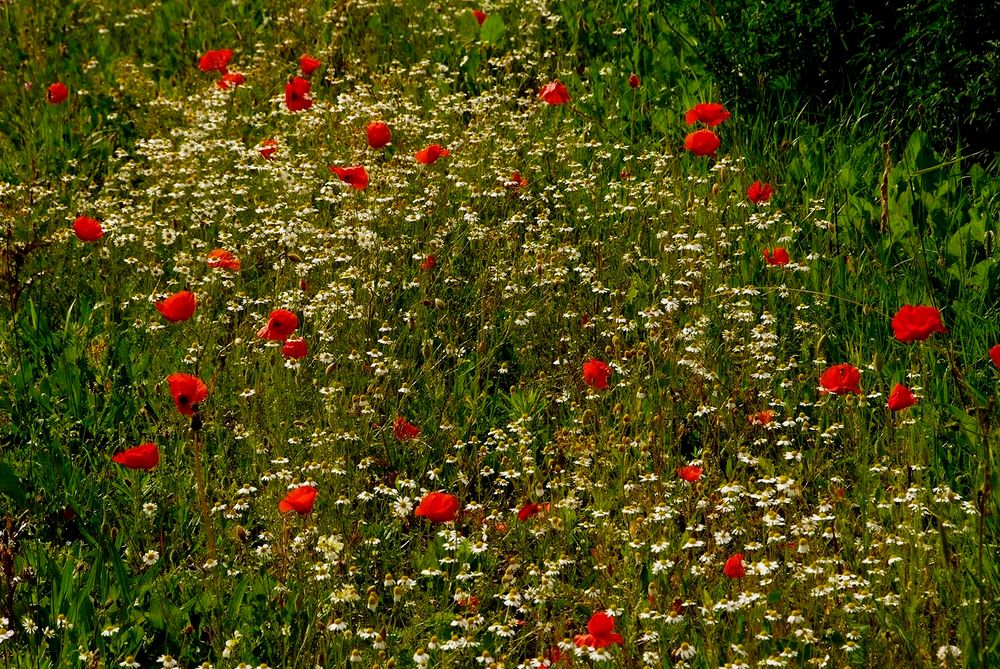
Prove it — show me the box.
[678,0,1000,156]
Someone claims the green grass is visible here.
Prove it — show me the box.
[1,0,998,667]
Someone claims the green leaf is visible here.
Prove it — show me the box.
[0,462,26,507]
[455,10,478,43]
[479,14,505,45]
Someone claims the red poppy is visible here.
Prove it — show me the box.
[517,502,550,521]
[420,255,436,271]
[414,144,449,165]
[887,384,917,412]
[582,358,612,390]
[111,443,159,471]
[257,309,299,340]
[282,338,308,359]
[628,73,641,89]
[329,165,369,190]
[506,171,528,190]
[279,485,317,514]
[819,363,861,395]
[285,76,313,112]
[216,72,245,90]
[675,465,703,482]
[763,247,790,266]
[747,180,773,204]
[472,9,487,25]
[366,121,391,149]
[724,553,746,579]
[259,139,279,160]
[685,102,731,126]
[414,491,460,523]
[748,410,775,426]
[167,373,208,416]
[207,248,241,271]
[684,129,720,156]
[891,305,946,343]
[393,416,420,441]
[199,49,233,73]
[73,216,104,242]
[300,54,321,75]
[574,611,624,649]
[47,82,69,104]
[539,81,571,105]
[990,344,1000,370]
[155,290,197,323]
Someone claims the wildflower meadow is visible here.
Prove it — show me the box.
[1,1,998,668]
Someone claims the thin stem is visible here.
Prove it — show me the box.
[192,427,216,561]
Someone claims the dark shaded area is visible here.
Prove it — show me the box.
[677,0,1000,157]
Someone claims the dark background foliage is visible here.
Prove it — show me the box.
[677,0,1000,157]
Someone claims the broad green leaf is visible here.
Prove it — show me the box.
[0,462,26,507]
[480,14,505,45]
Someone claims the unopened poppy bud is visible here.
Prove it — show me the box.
[434,298,445,309]
[873,350,884,374]
[712,182,721,196]
[815,334,827,358]
[288,252,302,262]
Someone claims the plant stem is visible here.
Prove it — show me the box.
[191,425,216,561]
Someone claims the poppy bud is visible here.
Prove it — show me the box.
[814,334,827,358]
